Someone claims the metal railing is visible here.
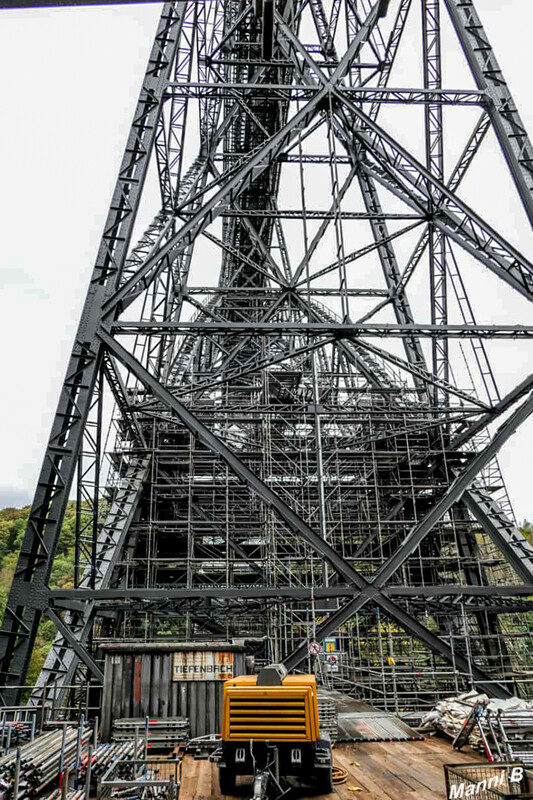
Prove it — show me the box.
[98,757,181,800]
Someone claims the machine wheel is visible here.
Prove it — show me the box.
[218,767,237,795]
[314,766,334,794]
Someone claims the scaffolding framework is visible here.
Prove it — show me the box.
[2,0,533,713]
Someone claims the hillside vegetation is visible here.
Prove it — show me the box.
[0,504,532,685]
[0,503,77,684]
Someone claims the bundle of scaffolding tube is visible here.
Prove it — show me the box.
[37,741,145,800]
[0,726,91,799]
[42,791,84,800]
[81,740,144,780]
[0,731,154,800]
[0,722,36,752]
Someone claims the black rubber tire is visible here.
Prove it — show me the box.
[218,767,237,795]
[315,766,334,795]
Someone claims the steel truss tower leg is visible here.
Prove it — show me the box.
[0,2,187,704]
[444,0,533,229]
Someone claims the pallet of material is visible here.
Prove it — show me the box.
[111,717,189,745]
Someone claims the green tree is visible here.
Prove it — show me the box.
[0,501,87,683]
[520,519,533,543]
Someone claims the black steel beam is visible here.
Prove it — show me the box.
[45,610,103,683]
[451,373,533,450]
[110,322,533,338]
[444,0,533,230]
[49,584,533,603]
[464,487,533,585]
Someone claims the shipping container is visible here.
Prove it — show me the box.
[100,642,247,741]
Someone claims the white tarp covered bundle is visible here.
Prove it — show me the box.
[420,690,533,742]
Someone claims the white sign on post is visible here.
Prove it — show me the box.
[326,654,339,673]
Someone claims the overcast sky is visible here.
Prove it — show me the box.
[0,0,532,522]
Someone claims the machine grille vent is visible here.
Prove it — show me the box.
[226,690,311,740]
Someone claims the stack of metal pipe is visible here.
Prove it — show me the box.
[82,740,144,781]
[0,726,91,799]
[0,722,35,751]
[40,790,85,800]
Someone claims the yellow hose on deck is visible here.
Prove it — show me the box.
[332,765,348,784]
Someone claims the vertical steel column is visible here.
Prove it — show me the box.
[422,0,449,399]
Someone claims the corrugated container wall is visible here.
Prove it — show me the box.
[100,642,247,741]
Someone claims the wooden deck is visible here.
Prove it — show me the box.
[177,738,480,800]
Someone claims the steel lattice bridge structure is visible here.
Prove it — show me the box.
[2,0,533,712]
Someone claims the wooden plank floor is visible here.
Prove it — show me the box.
[178,738,480,800]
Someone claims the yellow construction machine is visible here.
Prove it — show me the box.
[212,664,333,798]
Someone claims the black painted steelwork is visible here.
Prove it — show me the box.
[2,0,533,713]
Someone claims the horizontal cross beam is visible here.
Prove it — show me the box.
[165,84,486,106]
[49,584,533,604]
[109,322,533,338]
